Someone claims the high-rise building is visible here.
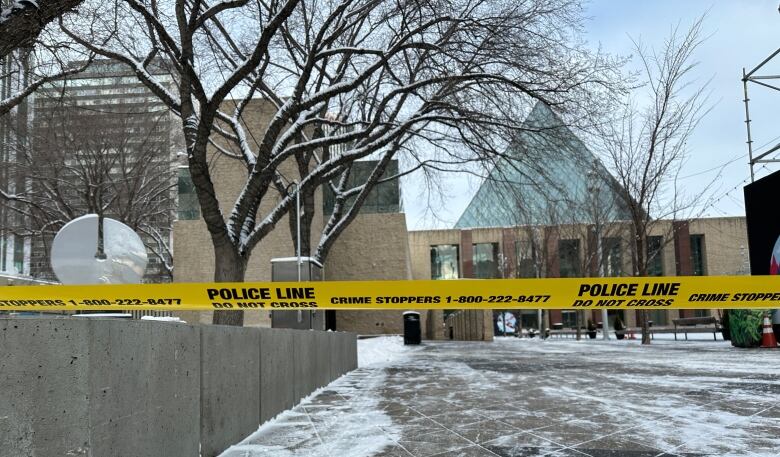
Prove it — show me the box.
[23,59,182,283]
[0,32,31,277]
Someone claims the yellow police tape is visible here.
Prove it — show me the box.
[1,275,779,312]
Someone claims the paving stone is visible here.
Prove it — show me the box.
[223,339,780,456]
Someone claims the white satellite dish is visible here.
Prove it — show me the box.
[51,214,148,284]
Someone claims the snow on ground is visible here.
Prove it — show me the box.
[219,336,414,457]
[358,335,422,367]
[495,336,780,376]
[223,336,779,456]
[495,338,780,456]
[220,368,401,457]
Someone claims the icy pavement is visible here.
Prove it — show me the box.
[222,337,780,457]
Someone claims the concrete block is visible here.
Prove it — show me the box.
[86,320,201,457]
[350,333,358,370]
[200,325,261,457]
[88,320,154,456]
[314,331,332,388]
[292,330,316,402]
[341,333,352,375]
[0,318,91,457]
[329,333,344,380]
[260,328,295,423]
[147,321,200,457]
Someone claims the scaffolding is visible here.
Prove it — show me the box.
[742,47,780,181]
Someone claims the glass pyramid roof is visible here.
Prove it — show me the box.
[455,102,632,229]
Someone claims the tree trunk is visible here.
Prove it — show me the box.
[633,227,651,345]
[212,242,247,326]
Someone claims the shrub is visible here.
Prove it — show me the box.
[729,310,764,348]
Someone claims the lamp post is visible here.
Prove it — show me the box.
[587,165,609,340]
[287,181,303,324]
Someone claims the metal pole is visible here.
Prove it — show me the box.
[595,195,608,340]
[290,181,303,325]
[295,182,302,281]
[588,165,609,340]
[743,68,755,182]
[597,228,609,340]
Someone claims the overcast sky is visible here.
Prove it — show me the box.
[402,0,780,230]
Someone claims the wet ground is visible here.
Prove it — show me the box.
[222,338,780,457]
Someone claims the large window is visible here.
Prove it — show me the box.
[323,160,401,215]
[473,243,500,279]
[690,234,706,276]
[515,240,538,278]
[558,239,581,278]
[177,168,200,220]
[602,237,622,277]
[430,245,459,280]
[647,236,663,276]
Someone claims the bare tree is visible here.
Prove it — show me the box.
[0,96,176,281]
[0,0,84,58]
[0,0,93,118]
[54,0,621,325]
[597,17,712,344]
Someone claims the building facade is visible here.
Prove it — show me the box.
[409,217,750,331]
[171,98,424,332]
[0,35,31,277]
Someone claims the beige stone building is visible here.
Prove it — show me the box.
[171,98,435,335]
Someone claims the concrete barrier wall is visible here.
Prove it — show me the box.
[0,318,357,457]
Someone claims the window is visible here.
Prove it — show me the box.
[647,236,663,276]
[0,236,6,271]
[520,310,539,329]
[561,311,577,328]
[692,309,710,318]
[690,234,706,276]
[601,237,622,276]
[515,240,538,278]
[430,245,459,280]
[177,168,200,220]
[473,243,500,279]
[558,239,581,278]
[648,310,668,326]
[13,236,24,274]
[323,160,400,215]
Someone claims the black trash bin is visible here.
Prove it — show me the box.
[403,311,421,345]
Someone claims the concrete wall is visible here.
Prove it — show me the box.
[0,318,357,457]
[325,212,426,336]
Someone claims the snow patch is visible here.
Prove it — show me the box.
[358,335,420,367]
[220,371,400,457]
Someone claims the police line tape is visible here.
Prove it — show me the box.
[1,275,779,312]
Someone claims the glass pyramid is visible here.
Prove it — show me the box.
[455,102,632,229]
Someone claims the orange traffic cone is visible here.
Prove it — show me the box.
[761,314,777,348]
